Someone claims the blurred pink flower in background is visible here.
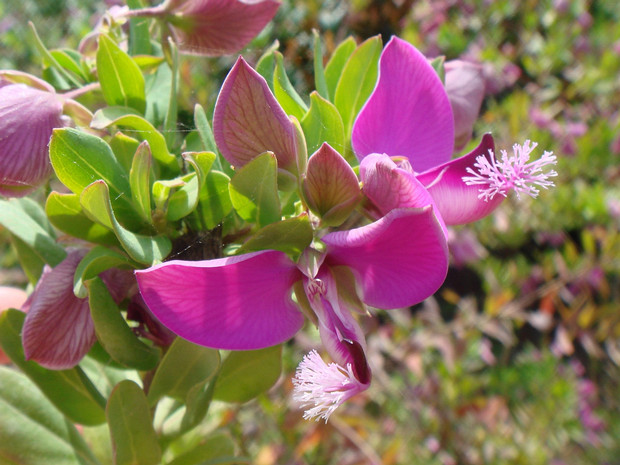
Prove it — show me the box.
[0,286,28,364]
[126,0,280,56]
[445,60,486,151]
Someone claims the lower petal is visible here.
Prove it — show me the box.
[22,250,96,370]
[136,250,305,350]
[416,134,504,225]
[323,207,449,309]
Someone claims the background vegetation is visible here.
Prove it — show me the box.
[1,0,618,463]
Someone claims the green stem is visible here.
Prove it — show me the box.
[28,22,82,88]
[75,365,108,410]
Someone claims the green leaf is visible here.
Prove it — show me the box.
[51,49,88,83]
[73,246,137,299]
[46,192,119,246]
[213,346,282,403]
[198,171,233,229]
[50,128,131,195]
[324,36,356,102]
[110,131,141,173]
[255,40,280,91]
[80,355,140,399]
[106,380,161,465]
[126,0,152,55]
[91,107,178,172]
[147,337,220,406]
[193,104,223,171]
[180,377,216,433]
[87,277,160,371]
[273,52,308,120]
[312,29,329,99]
[229,152,281,227]
[96,34,146,113]
[144,61,172,128]
[430,55,446,83]
[164,39,179,149]
[301,91,346,155]
[49,127,140,228]
[130,141,154,224]
[334,35,382,138]
[28,21,82,88]
[0,310,106,426]
[80,181,171,265]
[0,366,101,465]
[165,151,217,222]
[0,198,67,267]
[165,434,238,465]
[9,234,46,284]
[236,215,313,258]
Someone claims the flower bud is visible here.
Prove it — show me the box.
[0,83,64,197]
[302,143,361,227]
[130,0,280,56]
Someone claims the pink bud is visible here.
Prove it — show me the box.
[0,83,64,197]
[0,286,28,364]
[302,143,361,226]
[445,60,485,151]
[133,0,280,56]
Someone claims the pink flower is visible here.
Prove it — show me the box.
[127,0,280,56]
[0,79,63,197]
[213,56,300,175]
[21,249,133,369]
[0,286,28,365]
[352,37,556,224]
[0,71,92,197]
[136,206,448,420]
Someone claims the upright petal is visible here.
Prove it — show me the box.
[445,60,485,151]
[22,250,96,370]
[164,0,280,56]
[323,207,449,309]
[416,134,504,225]
[351,37,454,172]
[136,250,305,350]
[0,84,63,197]
[360,153,447,236]
[213,57,298,172]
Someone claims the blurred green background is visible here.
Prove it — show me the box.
[1,0,619,463]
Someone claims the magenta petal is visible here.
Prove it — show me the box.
[323,207,449,309]
[166,0,280,56]
[360,154,433,210]
[22,250,96,370]
[304,268,370,384]
[0,84,63,197]
[135,250,305,350]
[213,57,298,171]
[351,37,454,172]
[416,134,504,225]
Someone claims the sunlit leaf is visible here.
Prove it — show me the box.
[106,380,161,465]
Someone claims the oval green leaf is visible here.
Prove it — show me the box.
[106,380,161,465]
[87,277,160,371]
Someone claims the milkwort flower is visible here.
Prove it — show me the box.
[136,51,449,420]
[125,0,280,56]
[136,204,449,421]
[352,37,557,225]
[0,71,92,197]
[21,249,135,369]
